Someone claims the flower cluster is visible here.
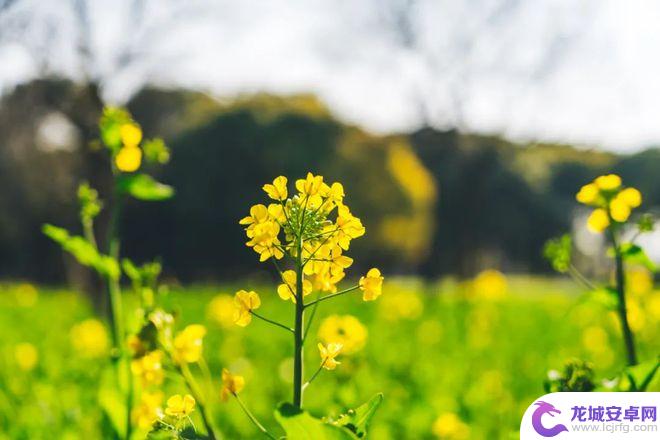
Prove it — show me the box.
[576,174,642,233]
[240,173,365,293]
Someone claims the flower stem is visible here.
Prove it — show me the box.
[608,227,638,366]
[303,285,359,309]
[179,363,219,440]
[302,292,321,342]
[293,238,305,408]
[106,189,132,440]
[234,394,277,439]
[250,310,294,333]
[302,361,326,390]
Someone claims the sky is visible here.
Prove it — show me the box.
[1,0,660,152]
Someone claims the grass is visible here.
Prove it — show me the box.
[0,276,658,439]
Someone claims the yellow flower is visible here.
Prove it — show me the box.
[131,350,164,387]
[15,343,38,371]
[575,183,599,205]
[70,319,109,358]
[334,205,365,250]
[14,283,38,307]
[318,342,343,370]
[115,146,142,172]
[432,413,470,440]
[240,204,284,261]
[628,268,653,297]
[594,174,621,191]
[173,324,206,364]
[610,197,631,222]
[207,294,236,328]
[233,290,261,327]
[618,187,642,208]
[263,176,288,201]
[472,269,507,300]
[587,209,610,233]
[277,270,312,303]
[132,391,163,429]
[165,394,195,418]
[295,172,324,196]
[221,368,245,401]
[318,315,367,354]
[120,122,142,147]
[359,268,384,301]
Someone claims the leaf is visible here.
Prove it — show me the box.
[98,366,126,439]
[117,174,174,201]
[589,286,619,310]
[543,235,572,273]
[275,403,359,440]
[43,224,120,280]
[625,357,660,391]
[619,243,656,272]
[335,394,383,438]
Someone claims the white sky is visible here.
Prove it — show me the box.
[1,0,660,152]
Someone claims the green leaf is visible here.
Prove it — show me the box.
[142,138,171,164]
[98,366,126,439]
[543,234,572,273]
[275,403,359,440]
[99,107,131,152]
[117,174,174,201]
[589,286,619,310]
[625,357,660,391]
[335,394,383,438]
[619,243,657,272]
[43,224,120,280]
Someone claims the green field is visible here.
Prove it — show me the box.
[1,276,658,439]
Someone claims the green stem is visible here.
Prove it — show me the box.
[293,238,305,408]
[608,227,638,366]
[179,363,219,440]
[106,189,131,440]
[234,395,277,439]
[250,310,294,332]
[303,285,359,309]
[302,292,321,342]
[302,360,326,390]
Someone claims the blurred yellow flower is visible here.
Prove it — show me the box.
[576,183,599,205]
[277,270,312,303]
[609,197,631,222]
[472,269,507,300]
[263,176,288,201]
[432,413,470,440]
[207,294,236,328]
[131,350,164,387]
[594,174,621,191]
[233,290,261,327]
[648,295,660,321]
[318,315,367,354]
[70,319,109,358]
[132,391,163,429]
[581,326,608,352]
[115,146,142,172]
[14,342,38,371]
[587,209,610,233]
[221,368,245,401]
[318,342,343,370]
[380,288,423,321]
[618,187,642,208]
[14,283,38,307]
[359,268,384,301]
[626,300,646,332]
[173,324,206,363]
[165,394,195,418]
[627,268,653,297]
[120,123,142,147]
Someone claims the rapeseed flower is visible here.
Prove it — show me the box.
[233,290,261,326]
[115,146,142,172]
[318,342,343,370]
[132,391,163,429]
[131,350,164,387]
[221,368,245,401]
[576,174,643,233]
[359,268,384,301]
[70,319,109,358]
[165,394,195,418]
[318,315,367,354]
[173,325,206,364]
[277,270,312,302]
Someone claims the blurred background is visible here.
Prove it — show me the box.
[1,0,660,287]
[2,1,660,439]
